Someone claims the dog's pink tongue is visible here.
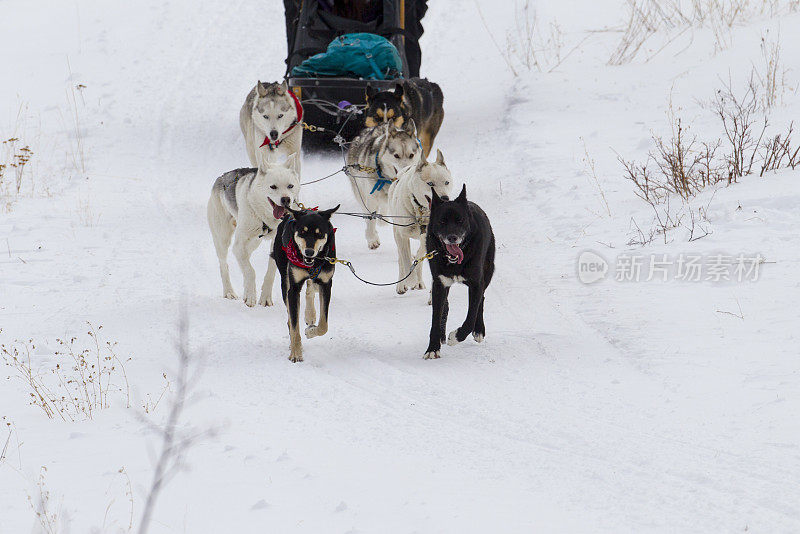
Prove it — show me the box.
[445,244,464,264]
[272,203,285,220]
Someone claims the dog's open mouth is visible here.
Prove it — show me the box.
[268,198,286,220]
[444,243,464,264]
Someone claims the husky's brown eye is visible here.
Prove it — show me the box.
[270,185,277,190]
[287,184,294,189]
[394,154,400,159]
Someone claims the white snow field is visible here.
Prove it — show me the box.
[2,0,800,532]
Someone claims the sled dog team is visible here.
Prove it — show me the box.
[207,79,495,362]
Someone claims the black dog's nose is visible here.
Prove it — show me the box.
[281,196,291,207]
[440,195,449,201]
[304,248,315,257]
[447,234,459,243]
[269,129,279,140]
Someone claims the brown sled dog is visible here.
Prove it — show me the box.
[364,78,444,157]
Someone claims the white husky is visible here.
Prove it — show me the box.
[388,149,453,295]
[207,155,300,307]
[240,80,303,174]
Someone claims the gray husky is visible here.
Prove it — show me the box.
[346,121,421,249]
[240,80,303,174]
[207,155,300,307]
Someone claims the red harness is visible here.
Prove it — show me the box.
[260,88,304,151]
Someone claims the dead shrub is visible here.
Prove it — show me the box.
[1,324,130,422]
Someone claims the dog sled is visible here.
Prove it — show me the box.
[283,0,428,148]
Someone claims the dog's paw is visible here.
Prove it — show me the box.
[423,350,440,360]
[223,289,238,300]
[367,239,380,250]
[427,292,432,306]
[243,291,257,307]
[447,330,461,346]
[305,324,327,338]
[472,332,485,343]
[411,280,426,291]
[288,352,304,363]
[258,292,273,307]
[396,283,408,295]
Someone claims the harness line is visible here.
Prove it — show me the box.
[325,250,438,287]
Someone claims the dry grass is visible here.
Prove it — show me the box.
[0,105,35,209]
[618,71,798,244]
[475,0,587,76]
[621,73,798,209]
[29,467,62,534]
[1,324,130,422]
[610,0,800,64]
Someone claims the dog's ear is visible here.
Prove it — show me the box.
[286,206,304,219]
[365,84,377,101]
[278,80,288,94]
[435,149,446,167]
[455,184,467,204]
[393,83,404,99]
[318,204,340,220]
[257,81,268,98]
[417,148,428,168]
[403,118,417,137]
[283,153,297,170]
[430,187,442,208]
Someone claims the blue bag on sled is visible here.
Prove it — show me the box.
[291,32,403,80]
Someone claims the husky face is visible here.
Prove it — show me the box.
[365,84,406,128]
[252,81,297,142]
[413,149,453,206]
[289,205,340,261]
[377,121,420,179]
[429,185,470,264]
[252,154,300,220]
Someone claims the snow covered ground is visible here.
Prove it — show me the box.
[2,0,799,532]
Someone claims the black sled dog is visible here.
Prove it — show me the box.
[424,185,495,359]
[272,205,339,363]
[364,78,444,158]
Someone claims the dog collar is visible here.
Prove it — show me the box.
[412,195,428,215]
[370,152,393,194]
[260,88,304,151]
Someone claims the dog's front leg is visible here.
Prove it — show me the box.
[447,281,485,346]
[413,239,427,291]
[394,229,412,294]
[304,283,317,326]
[287,281,304,362]
[424,279,449,359]
[306,280,331,339]
[259,251,277,306]
[365,217,380,249]
[232,231,261,307]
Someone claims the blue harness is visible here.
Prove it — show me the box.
[370,152,393,194]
